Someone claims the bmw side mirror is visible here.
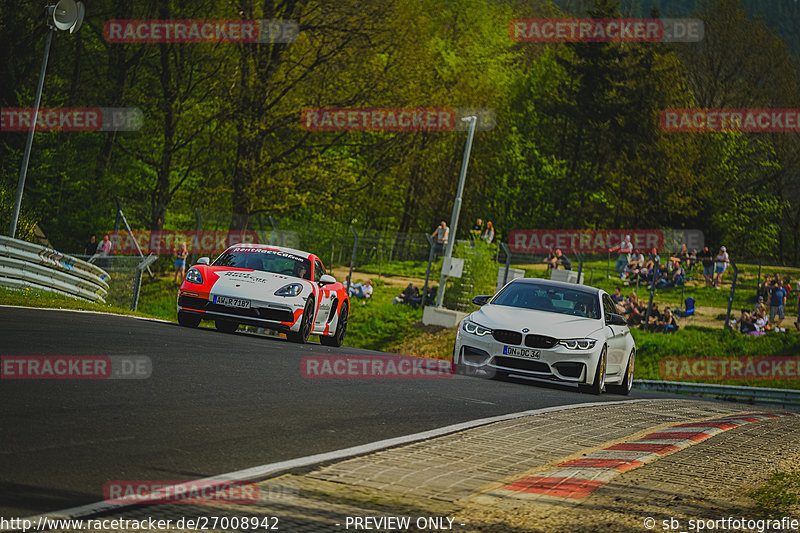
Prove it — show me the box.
[607,313,626,326]
[472,295,491,306]
[197,257,210,265]
[319,274,336,285]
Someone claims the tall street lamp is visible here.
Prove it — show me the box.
[436,115,477,307]
[8,0,85,238]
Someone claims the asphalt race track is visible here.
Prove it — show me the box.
[0,306,672,518]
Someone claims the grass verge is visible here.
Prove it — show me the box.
[751,471,800,517]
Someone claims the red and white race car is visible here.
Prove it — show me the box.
[176,244,349,346]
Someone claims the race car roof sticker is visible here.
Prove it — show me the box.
[227,247,309,262]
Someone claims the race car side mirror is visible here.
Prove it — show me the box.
[197,257,210,265]
[319,274,336,285]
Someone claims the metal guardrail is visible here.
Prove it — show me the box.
[0,236,110,303]
[635,380,800,409]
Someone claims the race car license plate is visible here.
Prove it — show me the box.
[503,346,540,359]
[214,296,251,309]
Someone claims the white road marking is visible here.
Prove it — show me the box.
[5,399,651,527]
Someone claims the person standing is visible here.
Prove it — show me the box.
[174,242,189,284]
[84,234,98,257]
[768,279,786,332]
[795,278,800,331]
[431,221,449,258]
[609,235,633,280]
[470,218,483,242]
[482,221,495,244]
[96,233,113,268]
[714,246,730,289]
[698,246,714,286]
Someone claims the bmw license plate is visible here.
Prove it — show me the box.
[214,296,251,309]
[503,346,540,359]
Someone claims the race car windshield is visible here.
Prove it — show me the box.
[212,249,313,280]
[490,283,600,319]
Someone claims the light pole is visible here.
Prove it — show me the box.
[436,115,477,307]
[8,0,84,238]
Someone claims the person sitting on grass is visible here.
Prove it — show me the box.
[624,249,644,280]
[392,283,421,309]
[645,304,661,332]
[738,309,756,334]
[349,279,373,302]
[659,307,678,333]
[547,248,572,270]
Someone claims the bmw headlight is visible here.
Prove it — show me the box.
[559,338,598,350]
[275,283,303,297]
[462,319,492,337]
[185,268,203,284]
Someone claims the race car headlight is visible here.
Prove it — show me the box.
[559,338,598,350]
[275,283,303,297]
[185,268,203,284]
[462,319,492,336]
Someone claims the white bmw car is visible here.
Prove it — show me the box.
[453,278,635,394]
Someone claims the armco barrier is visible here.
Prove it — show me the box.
[635,380,800,409]
[0,236,110,302]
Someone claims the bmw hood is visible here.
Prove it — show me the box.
[210,270,305,298]
[470,305,603,340]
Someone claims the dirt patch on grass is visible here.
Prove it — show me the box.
[329,267,426,288]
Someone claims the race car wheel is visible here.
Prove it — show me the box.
[178,311,201,328]
[214,319,238,334]
[320,301,348,347]
[607,350,635,395]
[579,346,606,395]
[287,298,315,344]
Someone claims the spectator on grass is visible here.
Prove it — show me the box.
[659,307,678,333]
[392,283,421,308]
[349,279,373,302]
[738,309,756,334]
[646,304,662,331]
[547,248,572,271]
[670,259,686,286]
[698,246,714,286]
[796,279,800,331]
[714,246,730,289]
[768,280,787,332]
[84,234,98,256]
[174,242,189,284]
[625,249,644,279]
[431,221,449,258]
[96,233,113,269]
[640,248,661,281]
[609,235,633,280]
[687,249,698,271]
[753,305,768,331]
[470,218,483,242]
[482,221,495,244]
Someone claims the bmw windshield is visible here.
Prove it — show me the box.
[212,248,312,280]
[491,283,600,319]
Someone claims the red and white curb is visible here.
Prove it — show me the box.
[478,411,799,502]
